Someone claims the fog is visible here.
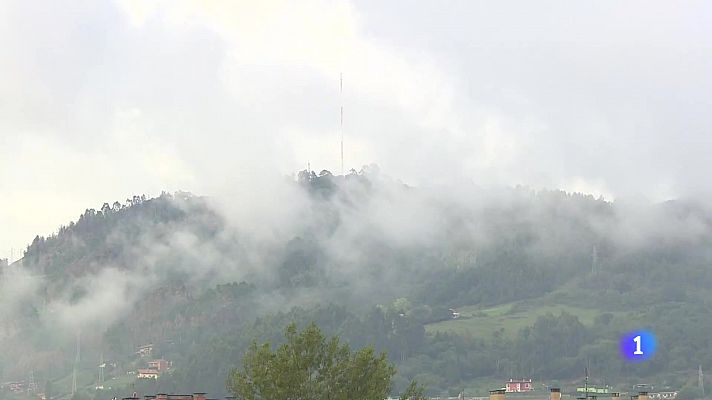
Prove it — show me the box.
[2,0,712,261]
[2,168,712,388]
[4,171,710,330]
[2,1,712,394]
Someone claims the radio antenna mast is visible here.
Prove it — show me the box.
[340,72,344,176]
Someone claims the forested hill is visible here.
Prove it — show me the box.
[4,169,712,398]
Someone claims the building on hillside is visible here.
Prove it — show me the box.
[137,369,159,380]
[124,393,212,400]
[136,344,154,357]
[148,359,172,372]
[448,308,461,319]
[137,358,172,379]
[577,386,610,394]
[649,392,678,399]
[506,379,533,392]
[1,381,25,393]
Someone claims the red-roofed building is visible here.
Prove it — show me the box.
[506,379,533,393]
[145,393,208,400]
[148,359,172,372]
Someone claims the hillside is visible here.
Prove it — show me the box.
[3,170,712,398]
[424,301,619,339]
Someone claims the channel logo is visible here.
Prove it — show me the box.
[620,330,656,362]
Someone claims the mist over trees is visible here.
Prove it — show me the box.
[3,168,712,397]
[227,323,395,400]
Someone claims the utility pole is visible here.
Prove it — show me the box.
[72,331,80,396]
[97,353,105,389]
[27,370,37,395]
[699,365,705,397]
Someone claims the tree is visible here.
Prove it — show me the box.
[400,380,427,400]
[227,322,396,400]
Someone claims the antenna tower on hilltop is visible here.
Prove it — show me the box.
[340,73,344,176]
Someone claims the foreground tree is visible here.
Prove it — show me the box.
[227,322,396,400]
[400,380,427,400]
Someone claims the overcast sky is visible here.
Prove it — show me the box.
[2,0,711,261]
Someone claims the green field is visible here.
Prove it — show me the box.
[45,367,137,400]
[425,300,624,339]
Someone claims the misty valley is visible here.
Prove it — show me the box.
[2,170,712,400]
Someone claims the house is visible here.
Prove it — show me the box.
[148,359,172,372]
[448,308,461,319]
[505,379,533,393]
[127,393,210,400]
[136,344,154,357]
[577,386,610,394]
[137,369,159,380]
[649,392,678,400]
[1,381,25,393]
[137,358,172,379]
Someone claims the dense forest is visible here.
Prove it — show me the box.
[3,168,712,399]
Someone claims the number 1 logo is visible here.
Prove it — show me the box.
[633,335,643,355]
[620,331,655,361]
